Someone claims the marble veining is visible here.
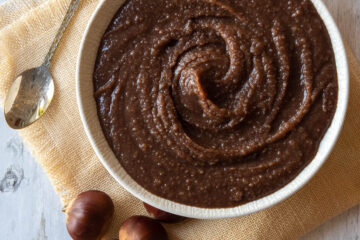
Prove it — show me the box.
[0,165,24,193]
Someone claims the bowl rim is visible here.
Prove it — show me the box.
[76,0,349,219]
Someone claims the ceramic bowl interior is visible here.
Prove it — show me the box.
[76,0,349,219]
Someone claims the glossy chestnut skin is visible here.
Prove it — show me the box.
[119,216,168,240]
[143,203,187,223]
[65,190,114,240]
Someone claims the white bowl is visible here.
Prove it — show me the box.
[76,0,349,219]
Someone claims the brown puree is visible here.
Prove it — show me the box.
[93,0,338,208]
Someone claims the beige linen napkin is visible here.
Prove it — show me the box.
[1,0,359,239]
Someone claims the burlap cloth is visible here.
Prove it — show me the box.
[0,0,359,239]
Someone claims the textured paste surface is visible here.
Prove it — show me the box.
[94,0,338,207]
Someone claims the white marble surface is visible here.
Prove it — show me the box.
[0,0,359,239]
[0,112,70,239]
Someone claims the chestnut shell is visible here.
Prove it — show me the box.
[119,215,168,240]
[66,190,114,240]
[143,203,186,223]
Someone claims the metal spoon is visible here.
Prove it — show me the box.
[4,0,81,129]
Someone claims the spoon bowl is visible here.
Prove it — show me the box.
[4,64,54,129]
[3,0,80,129]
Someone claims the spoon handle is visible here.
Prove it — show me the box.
[44,0,81,66]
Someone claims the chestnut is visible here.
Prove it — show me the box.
[65,190,114,240]
[143,202,186,223]
[119,216,168,240]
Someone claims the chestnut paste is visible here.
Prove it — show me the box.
[94,0,338,207]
